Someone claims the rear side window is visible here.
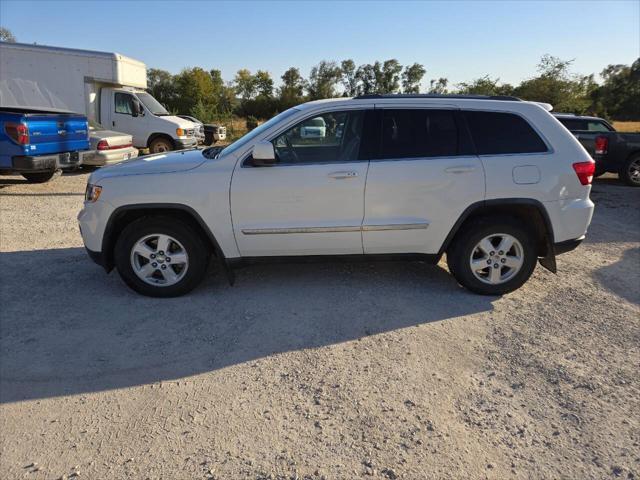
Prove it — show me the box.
[464,111,548,155]
[558,118,588,131]
[380,109,458,159]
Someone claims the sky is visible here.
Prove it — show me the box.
[1,0,639,88]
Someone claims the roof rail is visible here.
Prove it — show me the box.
[353,94,522,101]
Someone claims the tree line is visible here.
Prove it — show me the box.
[148,55,639,124]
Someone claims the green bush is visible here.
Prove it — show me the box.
[246,116,259,131]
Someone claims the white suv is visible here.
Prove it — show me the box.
[78,95,595,297]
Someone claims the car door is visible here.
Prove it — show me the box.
[362,106,485,255]
[230,108,371,257]
[111,91,145,146]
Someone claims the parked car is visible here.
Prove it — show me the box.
[0,107,89,183]
[81,121,138,167]
[300,117,327,138]
[0,42,198,153]
[178,115,205,144]
[79,94,595,297]
[203,124,227,145]
[554,113,640,186]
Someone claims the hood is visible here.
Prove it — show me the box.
[165,115,198,129]
[90,148,206,182]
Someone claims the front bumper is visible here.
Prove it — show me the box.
[175,137,198,149]
[12,151,82,171]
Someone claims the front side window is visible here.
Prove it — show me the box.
[271,110,364,164]
[465,111,548,155]
[380,109,458,159]
[114,92,133,115]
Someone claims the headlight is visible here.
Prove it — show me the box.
[176,127,187,137]
[85,183,102,202]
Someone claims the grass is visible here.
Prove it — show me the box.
[613,121,640,132]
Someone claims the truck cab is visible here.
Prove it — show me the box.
[100,88,197,153]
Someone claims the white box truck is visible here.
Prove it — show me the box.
[0,42,197,153]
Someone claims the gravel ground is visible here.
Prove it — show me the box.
[0,171,638,480]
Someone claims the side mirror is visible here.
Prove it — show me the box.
[251,140,277,166]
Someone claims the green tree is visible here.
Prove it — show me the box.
[234,69,257,100]
[340,59,358,96]
[147,68,176,110]
[355,64,376,95]
[0,27,16,42]
[456,75,514,96]
[374,59,403,93]
[278,67,307,108]
[513,55,596,113]
[307,61,342,100]
[254,70,274,98]
[591,59,640,120]
[428,78,449,94]
[172,67,217,117]
[402,63,426,93]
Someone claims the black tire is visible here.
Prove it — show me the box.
[618,154,640,187]
[114,216,210,297]
[446,217,538,295]
[22,171,56,183]
[149,136,174,154]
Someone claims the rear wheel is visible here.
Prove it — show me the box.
[22,171,56,183]
[619,154,640,187]
[447,218,538,295]
[114,216,210,297]
[149,137,174,154]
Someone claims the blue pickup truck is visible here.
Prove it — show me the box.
[0,108,89,183]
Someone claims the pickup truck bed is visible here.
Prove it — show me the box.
[555,114,640,187]
[0,108,89,183]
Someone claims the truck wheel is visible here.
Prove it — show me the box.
[446,218,537,295]
[114,216,210,297]
[619,154,640,187]
[22,171,56,183]
[149,137,174,153]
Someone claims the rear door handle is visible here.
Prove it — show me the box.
[328,171,358,179]
[445,165,476,174]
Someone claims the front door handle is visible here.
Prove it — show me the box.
[445,165,476,174]
[328,171,358,179]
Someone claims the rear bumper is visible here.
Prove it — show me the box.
[81,147,139,166]
[554,236,584,255]
[12,151,82,171]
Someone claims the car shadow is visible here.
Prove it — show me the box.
[0,247,495,403]
[592,247,640,306]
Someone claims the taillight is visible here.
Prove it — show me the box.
[573,161,596,186]
[4,122,29,145]
[594,135,608,155]
[97,140,132,151]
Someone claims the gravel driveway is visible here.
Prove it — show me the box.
[0,171,638,480]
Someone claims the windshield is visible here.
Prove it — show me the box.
[213,108,299,158]
[137,92,169,116]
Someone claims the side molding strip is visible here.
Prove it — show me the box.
[241,223,429,235]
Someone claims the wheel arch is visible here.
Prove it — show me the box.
[101,203,225,273]
[147,133,175,150]
[439,198,557,272]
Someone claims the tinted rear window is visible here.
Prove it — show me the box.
[380,109,458,159]
[557,118,588,131]
[464,111,548,155]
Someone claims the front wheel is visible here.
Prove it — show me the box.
[114,216,210,297]
[149,137,174,154]
[447,218,538,295]
[619,154,640,187]
[22,170,56,183]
